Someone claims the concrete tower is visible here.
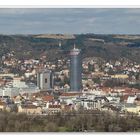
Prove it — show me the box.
[37,69,53,91]
[70,44,82,92]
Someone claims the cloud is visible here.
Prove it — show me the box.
[0,8,139,34]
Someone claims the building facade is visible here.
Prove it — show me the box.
[37,69,53,91]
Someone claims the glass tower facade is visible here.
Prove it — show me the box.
[70,47,82,92]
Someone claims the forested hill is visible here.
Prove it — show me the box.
[0,34,140,63]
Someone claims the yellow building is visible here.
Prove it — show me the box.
[111,74,129,79]
[125,105,140,115]
[18,105,42,115]
[0,102,12,112]
[0,102,6,111]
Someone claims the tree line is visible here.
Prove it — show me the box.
[0,110,140,132]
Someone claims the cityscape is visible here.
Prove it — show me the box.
[0,8,140,132]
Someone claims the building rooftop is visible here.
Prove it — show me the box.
[42,95,54,102]
[60,92,82,97]
[21,104,40,109]
[48,104,61,108]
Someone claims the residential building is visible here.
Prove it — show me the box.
[18,104,42,115]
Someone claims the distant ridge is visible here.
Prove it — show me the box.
[34,34,75,39]
[0,34,139,63]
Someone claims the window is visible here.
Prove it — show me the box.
[45,78,47,83]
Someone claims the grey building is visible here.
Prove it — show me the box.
[70,45,82,92]
[37,69,53,91]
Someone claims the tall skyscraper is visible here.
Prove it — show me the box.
[70,44,82,92]
[37,69,53,91]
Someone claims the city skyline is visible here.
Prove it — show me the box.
[0,8,140,34]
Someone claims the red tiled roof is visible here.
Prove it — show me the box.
[42,95,54,102]
[63,105,74,111]
[31,91,50,98]
[101,87,111,93]
[120,95,129,101]
[60,93,81,97]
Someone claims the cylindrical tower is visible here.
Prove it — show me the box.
[70,45,82,92]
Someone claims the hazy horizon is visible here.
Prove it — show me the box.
[1,33,140,35]
[0,8,140,34]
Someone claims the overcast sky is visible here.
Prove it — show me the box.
[0,8,140,34]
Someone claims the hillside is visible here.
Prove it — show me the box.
[0,34,140,63]
[34,34,75,39]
